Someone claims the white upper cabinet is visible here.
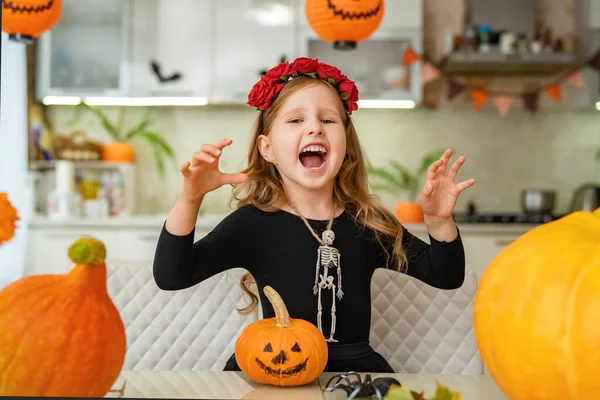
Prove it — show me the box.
[129,0,213,98]
[36,0,423,103]
[212,0,298,102]
[36,0,131,99]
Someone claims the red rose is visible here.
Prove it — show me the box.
[338,78,359,113]
[293,57,319,74]
[248,77,284,110]
[316,62,344,83]
[264,61,294,82]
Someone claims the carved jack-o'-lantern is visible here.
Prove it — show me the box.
[2,0,62,44]
[306,0,385,50]
[235,286,328,386]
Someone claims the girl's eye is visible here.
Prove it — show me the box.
[322,119,335,124]
[289,118,302,123]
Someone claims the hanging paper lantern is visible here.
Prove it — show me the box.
[2,0,62,44]
[305,0,384,50]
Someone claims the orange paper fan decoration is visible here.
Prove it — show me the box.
[544,83,562,102]
[471,89,489,110]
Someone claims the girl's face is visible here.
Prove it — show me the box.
[258,82,347,194]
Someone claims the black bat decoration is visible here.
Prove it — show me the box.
[150,60,183,83]
[259,55,288,77]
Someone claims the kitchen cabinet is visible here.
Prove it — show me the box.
[409,225,523,283]
[297,30,422,104]
[36,0,132,99]
[129,0,213,98]
[25,224,212,275]
[26,227,121,275]
[212,0,298,102]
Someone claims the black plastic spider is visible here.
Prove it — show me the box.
[323,371,402,400]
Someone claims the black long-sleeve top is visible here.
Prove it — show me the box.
[153,205,466,344]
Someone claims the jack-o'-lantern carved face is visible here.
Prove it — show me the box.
[306,0,384,49]
[1,0,62,43]
[255,342,309,377]
[235,286,328,387]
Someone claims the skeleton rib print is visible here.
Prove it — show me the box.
[2,0,54,14]
[326,0,382,21]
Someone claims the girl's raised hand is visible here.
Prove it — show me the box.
[419,148,475,222]
[180,139,248,204]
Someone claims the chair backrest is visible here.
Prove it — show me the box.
[370,267,483,374]
[106,260,259,371]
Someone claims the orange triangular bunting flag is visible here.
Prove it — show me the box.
[567,70,584,89]
[402,46,420,66]
[470,89,489,110]
[494,95,513,116]
[544,83,562,102]
[421,62,441,84]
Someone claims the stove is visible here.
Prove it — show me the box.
[452,213,564,224]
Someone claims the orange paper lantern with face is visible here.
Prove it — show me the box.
[306,0,385,50]
[2,0,62,44]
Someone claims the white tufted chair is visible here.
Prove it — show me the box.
[370,267,483,374]
[106,260,258,371]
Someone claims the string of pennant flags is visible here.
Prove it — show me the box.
[402,46,600,115]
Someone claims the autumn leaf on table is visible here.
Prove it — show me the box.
[384,381,460,400]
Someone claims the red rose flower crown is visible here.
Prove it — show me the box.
[247,57,359,114]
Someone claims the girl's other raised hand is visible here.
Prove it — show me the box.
[179,139,248,204]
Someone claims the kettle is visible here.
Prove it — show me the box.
[569,183,600,212]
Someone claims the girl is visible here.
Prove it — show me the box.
[153,57,476,373]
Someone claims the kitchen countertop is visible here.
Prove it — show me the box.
[104,370,507,399]
[28,214,540,235]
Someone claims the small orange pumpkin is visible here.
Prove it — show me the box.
[474,208,600,399]
[101,142,136,163]
[0,192,19,246]
[235,286,328,386]
[1,0,62,43]
[0,236,126,397]
[395,201,424,224]
[305,0,384,49]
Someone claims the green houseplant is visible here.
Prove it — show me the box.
[368,149,445,223]
[69,102,174,177]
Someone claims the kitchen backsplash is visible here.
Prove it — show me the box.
[45,106,599,216]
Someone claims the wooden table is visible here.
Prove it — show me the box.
[105,371,507,399]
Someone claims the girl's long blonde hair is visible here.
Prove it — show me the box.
[231,76,407,314]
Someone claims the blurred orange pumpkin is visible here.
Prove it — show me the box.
[474,208,600,399]
[305,0,384,49]
[0,236,126,397]
[0,192,19,245]
[1,0,62,43]
[102,142,136,163]
[395,202,424,224]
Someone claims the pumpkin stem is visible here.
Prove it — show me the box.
[68,236,107,266]
[263,285,292,328]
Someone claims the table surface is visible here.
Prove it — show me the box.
[105,371,507,399]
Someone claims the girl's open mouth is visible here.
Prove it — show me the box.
[299,144,328,172]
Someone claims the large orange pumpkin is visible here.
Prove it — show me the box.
[0,192,19,245]
[305,0,385,50]
[0,236,127,397]
[235,285,328,386]
[474,208,600,400]
[1,0,62,43]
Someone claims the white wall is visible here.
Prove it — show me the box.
[0,33,29,289]
[46,105,600,217]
